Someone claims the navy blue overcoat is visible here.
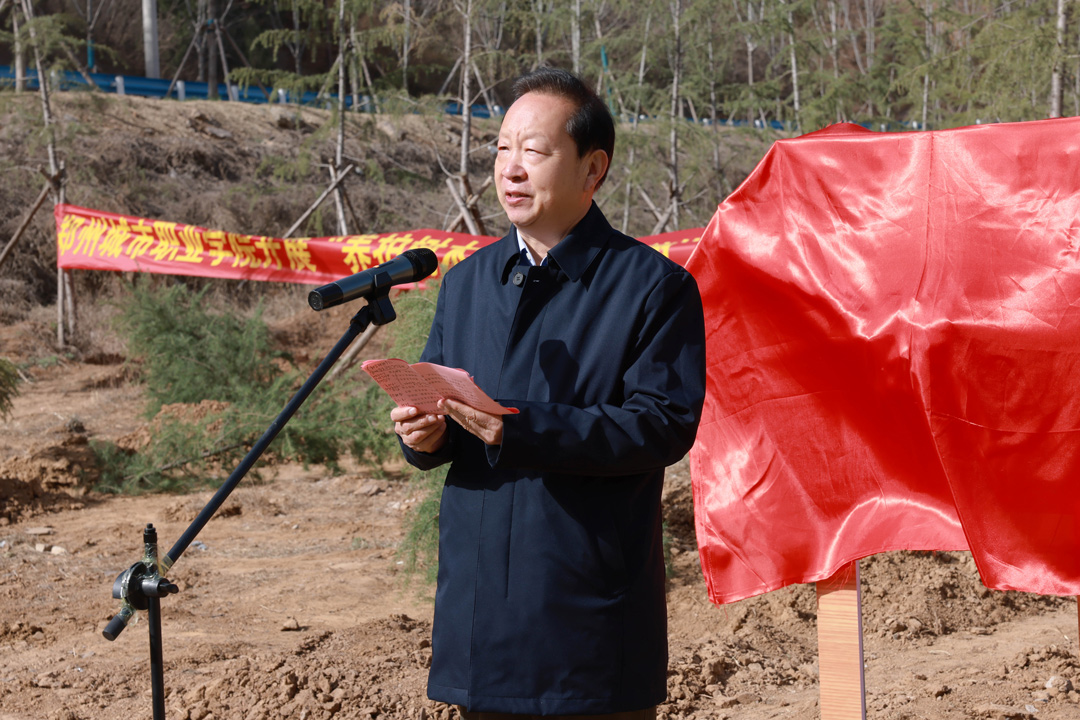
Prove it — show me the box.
[401,204,706,715]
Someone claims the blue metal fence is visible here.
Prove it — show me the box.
[1,65,928,131]
[0,65,501,116]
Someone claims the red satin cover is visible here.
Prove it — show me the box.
[687,118,1080,604]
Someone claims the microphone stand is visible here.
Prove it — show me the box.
[102,291,399,720]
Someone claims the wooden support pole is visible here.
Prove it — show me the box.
[446,177,481,236]
[282,163,356,239]
[458,174,487,236]
[0,181,52,271]
[328,166,349,236]
[166,27,203,99]
[213,23,234,100]
[326,322,379,382]
[57,267,66,346]
[816,560,866,720]
[221,27,271,100]
[445,175,492,235]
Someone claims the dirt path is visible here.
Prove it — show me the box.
[2,333,1079,720]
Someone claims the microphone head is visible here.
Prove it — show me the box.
[404,248,439,280]
[308,283,342,311]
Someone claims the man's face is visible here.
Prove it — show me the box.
[494,92,606,245]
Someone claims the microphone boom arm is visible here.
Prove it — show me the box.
[102,290,399,720]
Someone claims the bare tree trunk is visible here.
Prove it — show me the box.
[531,0,545,68]
[733,0,763,126]
[19,0,68,343]
[745,32,754,125]
[863,0,876,66]
[782,0,800,131]
[13,8,25,92]
[844,0,865,76]
[622,13,650,235]
[214,21,233,99]
[921,0,932,130]
[664,0,682,233]
[350,25,379,113]
[706,28,731,197]
[571,0,582,75]
[60,165,74,343]
[472,61,497,115]
[402,0,411,93]
[19,0,57,174]
[87,0,97,71]
[829,0,841,122]
[195,0,206,81]
[333,0,349,235]
[207,0,219,98]
[459,0,473,177]
[593,15,622,108]
[292,1,302,74]
[349,17,361,110]
[1050,0,1066,118]
[142,0,161,78]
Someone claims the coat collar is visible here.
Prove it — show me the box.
[498,202,611,285]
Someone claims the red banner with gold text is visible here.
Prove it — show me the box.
[55,204,702,281]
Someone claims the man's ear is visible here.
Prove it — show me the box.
[583,149,610,193]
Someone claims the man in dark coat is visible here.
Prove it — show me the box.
[392,68,706,720]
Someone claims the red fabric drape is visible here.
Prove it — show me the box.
[687,118,1080,604]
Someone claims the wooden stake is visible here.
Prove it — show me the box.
[326,322,379,382]
[445,176,492,233]
[446,177,481,236]
[58,162,74,342]
[281,163,356,239]
[328,166,349,236]
[57,267,66,347]
[816,560,866,720]
[0,181,51,270]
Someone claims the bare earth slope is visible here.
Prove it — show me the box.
[1,311,1078,720]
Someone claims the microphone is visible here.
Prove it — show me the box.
[309,248,439,310]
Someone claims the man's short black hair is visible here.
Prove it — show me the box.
[511,67,615,188]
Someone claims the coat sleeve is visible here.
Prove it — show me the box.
[488,268,706,476]
[399,280,458,472]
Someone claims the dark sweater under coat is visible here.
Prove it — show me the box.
[401,203,706,715]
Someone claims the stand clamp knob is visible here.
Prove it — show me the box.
[103,524,179,641]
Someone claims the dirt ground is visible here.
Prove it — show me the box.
[0,301,1078,720]
[1,92,1079,720]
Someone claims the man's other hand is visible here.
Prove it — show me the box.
[439,398,504,446]
[392,406,448,453]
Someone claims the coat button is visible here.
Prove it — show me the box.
[512,271,525,286]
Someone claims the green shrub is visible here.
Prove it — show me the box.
[114,280,281,415]
[397,466,447,589]
[96,278,440,494]
[0,358,19,421]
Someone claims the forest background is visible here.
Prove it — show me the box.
[3,0,1079,131]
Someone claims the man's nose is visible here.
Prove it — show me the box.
[501,153,526,180]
